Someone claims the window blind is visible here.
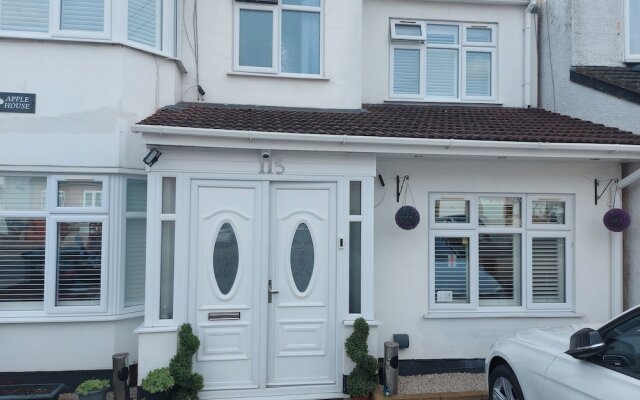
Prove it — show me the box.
[0,0,49,32]
[124,218,146,307]
[0,218,45,309]
[465,51,492,97]
[434,236,469,303]
[479,234,521,306]
[531,237,565,303]
[427,24,458,45]
[426,48,458,97]
[60,0,104,32]
[56,222,102,306]
[128,0,160,48]
[393,48,420,95]
[466,27,492,43]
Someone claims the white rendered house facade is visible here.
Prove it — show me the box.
[2,1,640,399]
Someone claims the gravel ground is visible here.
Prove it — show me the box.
[399,373,487,394]
[59,388,137,400]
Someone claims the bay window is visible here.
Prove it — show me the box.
[429,194,573,313]
[390,20,497,102]
[0,174,146,319]
[234,0,322,76]
[626,0,640,61]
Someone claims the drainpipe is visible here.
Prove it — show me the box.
[523,0,538,108]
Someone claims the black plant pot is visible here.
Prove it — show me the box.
[137,388,170,400]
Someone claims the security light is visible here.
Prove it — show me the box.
[143,148,162,167]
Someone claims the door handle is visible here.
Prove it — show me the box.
[268,280,279,303]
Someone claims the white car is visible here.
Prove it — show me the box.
[486,305,640,400]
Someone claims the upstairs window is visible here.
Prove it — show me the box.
[128,0,163,50]
[234,0,322,76]
[390,20,497,102]
[626,0,640,60]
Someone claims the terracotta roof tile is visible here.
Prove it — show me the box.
[137,103,640,145]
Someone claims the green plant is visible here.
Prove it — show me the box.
[169,324,204,400]
[141,367,175,394]
[75,379,110,396]
[345,318,377,398]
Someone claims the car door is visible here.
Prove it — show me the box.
[542,310,640,400]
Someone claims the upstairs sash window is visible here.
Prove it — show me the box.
[390,20,497,102]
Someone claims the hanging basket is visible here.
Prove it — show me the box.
[603,208,631,232]
[395,205,420,230]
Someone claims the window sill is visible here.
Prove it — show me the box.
[0,311,144,324]
[135,325,180,334]
[228,71,330,81]
[384,98,501,106]
[343,319,382,327]
[424,311,583,319]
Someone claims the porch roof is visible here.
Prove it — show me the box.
[137,102,640,145]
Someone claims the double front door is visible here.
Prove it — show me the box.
[192,181,338,396]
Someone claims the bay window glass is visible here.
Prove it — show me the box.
[57,179,103,208]
[390,20,497,102]
[235,0,322,75]
[159,176,176,320]
[124,179,147,308]
[348,181,362,314]
[128,0,162,49]
[60,0,105,32]
[0,0,50,32]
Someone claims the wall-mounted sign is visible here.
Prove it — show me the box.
[0,92,36,114]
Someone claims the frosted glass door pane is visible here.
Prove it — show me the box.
[162,177,176,214]
[349,222,361,314]
[213,223,239,295]
[426,48,458,97]
[239,9,273,68]
[630,0,640,54]
[61,0,104,32]
[0,0,49,32]
[466,51,492,97]
[290,223,314,293]
[393,48,420,94]
[159,220,175,319]
[281,10,320,74]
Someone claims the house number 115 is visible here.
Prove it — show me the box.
[259,158,285,175]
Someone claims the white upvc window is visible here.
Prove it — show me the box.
[390,20,498,103]
[0,0,177,57]
[122,178,147,311]
[233,0,323,76]
[428,193,573,313]
[625,0,640,61]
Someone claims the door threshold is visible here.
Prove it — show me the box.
[198,391,348,400]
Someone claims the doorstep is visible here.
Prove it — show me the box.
[372,385,488,400]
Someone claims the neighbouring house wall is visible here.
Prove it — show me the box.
[0,317,142,372]
[0,40,181,170]
[179,0,363,109]
[374,158,618,359]
[362,0,530,107]
[571,0,625,66]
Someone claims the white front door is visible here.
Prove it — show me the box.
[193,181,337,396]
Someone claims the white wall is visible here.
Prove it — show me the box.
[180,0,363,109]
[572,0,625,66]
[374,158,618,359]
[0,40,181,170]
[362,0,529,107]
[0,317,142,372]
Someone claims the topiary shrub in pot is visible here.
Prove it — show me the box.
[169,324,205,400]
[139,367,175,400]
[345,318,377,400]
[75,379,109,400]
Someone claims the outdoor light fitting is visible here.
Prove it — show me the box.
[143,148,162,167]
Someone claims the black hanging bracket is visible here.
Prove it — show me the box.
[594,178,618,205]
[396,175,409,203]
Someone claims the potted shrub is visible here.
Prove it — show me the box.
[169,324,204,400]
[139,367,174,400]
[345,318,377,399]
[75,379,109,400]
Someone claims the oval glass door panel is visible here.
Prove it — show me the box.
[213,223,239,295]
[290,223,315,293]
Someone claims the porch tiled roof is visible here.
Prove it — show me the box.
[137,102,640,145]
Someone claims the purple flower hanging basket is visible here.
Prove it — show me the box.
[603,208,631,232]
[395,205,420,230]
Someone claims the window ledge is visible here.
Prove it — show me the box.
[424,311,584,319]
[135,325,180,334]
[343,319,382,327]
[385,98,502,106]
[227,71,330,81]
[0,311,144,324]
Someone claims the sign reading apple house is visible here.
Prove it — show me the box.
[0,92,36,114]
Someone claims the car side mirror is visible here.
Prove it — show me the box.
[566,328,606,359]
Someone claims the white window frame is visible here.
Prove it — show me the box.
[52,175,109,214]
[120,176,147,313]
[428,193,574,314]
[45,214,109,314]
[233,0,324,77]
[390,20,498,103]
[51,0,113,40]
[625,0,640,61]
[390,19,426,41]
